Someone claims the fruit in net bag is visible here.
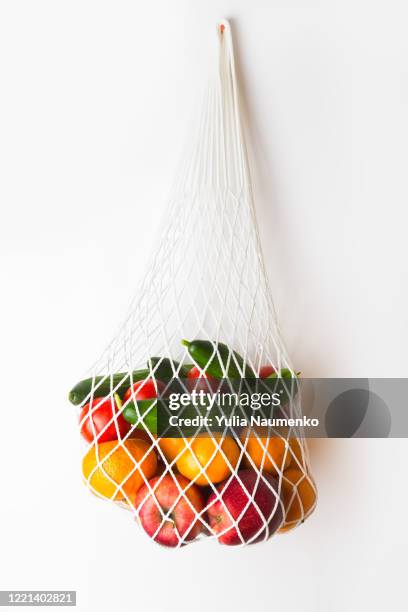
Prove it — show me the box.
[82,440,157,502]
[79,396,130,443]
[207,470,284,545]
[69,19,317,548]
[135,474,205,547]
[240,429,292,475]
[176,434,240,486]
[279,468,317,533]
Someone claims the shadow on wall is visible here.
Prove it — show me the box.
[304,382,392,490]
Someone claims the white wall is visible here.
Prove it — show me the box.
[0,1,407,611]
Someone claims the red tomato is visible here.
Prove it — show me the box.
[187,366,208,379]
[187,366,219,392]
[123,379,165,403]
[79,396,130,443]
[259,365,276,378]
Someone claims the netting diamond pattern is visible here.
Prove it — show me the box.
[74,20,317,548]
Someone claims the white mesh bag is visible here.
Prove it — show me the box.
[69,20,317,548]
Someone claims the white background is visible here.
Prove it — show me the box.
[0,1,407,611]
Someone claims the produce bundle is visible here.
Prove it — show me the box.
[69,20,317,548]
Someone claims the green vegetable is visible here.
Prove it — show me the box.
[68,369,149,406]
[266,368,299,405]
[181,339,255,378]
[122,398,224,436]
[147,357,191,379]
[122,399,158,434]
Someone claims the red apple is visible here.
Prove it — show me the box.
[207,470,283,545]
[135,474,204,547]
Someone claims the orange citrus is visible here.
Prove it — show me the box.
[279,468,317,533]
[270,430,306,468]
[176,434,240,486]
[157,437,187,463]
[82,439,157,502]
[241,430,292,475]
[288,438,305,467]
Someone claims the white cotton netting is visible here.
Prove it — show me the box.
[72,20,317,548]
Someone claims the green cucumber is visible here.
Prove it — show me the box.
[68,368,149,406]
[122,399,224,436]
[147,357,191,379]
[181,339,255,378]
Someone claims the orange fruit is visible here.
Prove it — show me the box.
[82,439,157,502]
[278,468,317,533]
[157,437,187,463]
[176,434,240,486]
[269,430,307,469]
[241,430,292,475]
[288,438,305,467]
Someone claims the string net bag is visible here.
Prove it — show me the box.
[70,19,317,548]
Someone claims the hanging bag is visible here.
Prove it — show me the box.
[69,19,317,548]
